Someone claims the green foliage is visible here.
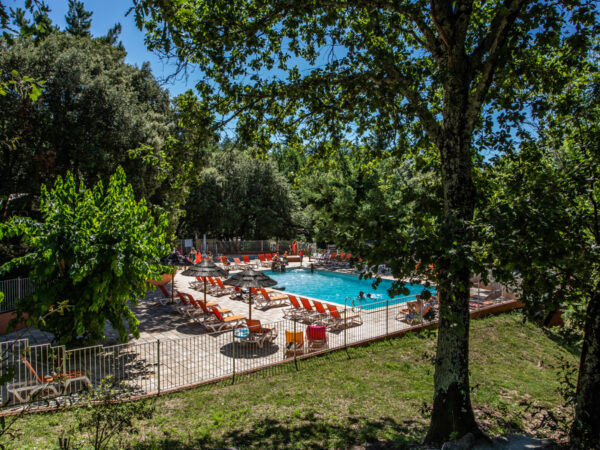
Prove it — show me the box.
[0,167,169,346]
[131,0,598,441]
[481,59,600,339]
[64,0,92,37]
[299,146,443,289]
[11,1,56,41]
[70,376,155,450]
[0,33,172,200]
[132,0,597,155]
[479,50,600,447]
[180,148,297,239]
[0,32,204,236]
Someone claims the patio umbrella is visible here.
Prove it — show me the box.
[223,268,277,320]
[159,252,193,302]
[181,259,227,304]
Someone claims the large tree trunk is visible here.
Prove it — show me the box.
[425,105,482,443]
[570,285,600,448]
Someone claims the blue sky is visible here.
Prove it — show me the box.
[42,0,192,97]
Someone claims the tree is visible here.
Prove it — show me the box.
[1,1,47,40]
[132,0,597,442]
[179,148,297,239]
[0,167,169,346]
[65,0,92,37]
[0,32,200,226]
[100,22,123,48]
[11,2,56,41]
[482,65,600,447]
[299,146,442,275]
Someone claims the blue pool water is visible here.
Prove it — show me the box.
[265,269,434,310]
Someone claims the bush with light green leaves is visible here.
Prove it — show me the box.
[0,166,169,347]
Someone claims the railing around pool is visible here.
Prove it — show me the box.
[0,297,522,411]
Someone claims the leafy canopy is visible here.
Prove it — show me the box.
[132,0,596,152]
[479,52,600,448]
[179,148,297,239]
[0,167,169,346]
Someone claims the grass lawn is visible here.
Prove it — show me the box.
[6,313,578,449]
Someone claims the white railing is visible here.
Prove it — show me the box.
[0,278,36,313]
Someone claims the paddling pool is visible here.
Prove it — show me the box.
[265,269,434,310]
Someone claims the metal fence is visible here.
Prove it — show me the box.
[0,297,520,411]
[182,239,316,255]
[0,299,439,409]
[0,278,36,313]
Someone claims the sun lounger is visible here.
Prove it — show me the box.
[21,357,91,395]
[204,307,246,332]
[331,252,345,267]
[7,359,60,403]
[299,297,321,323]
[242,319,278,348]
[332,253,352,268]
[175,291,196,315]
[242,255,258,269]
[258,254,271,267]
[396,300,433,324]
[322,251,337,265]
[283,295,306,320]
[155,284,174,305]
[195,299,232,318]
[255,288,289,310]
[311,300,332,326]
[284,330,305,357]
[306,325,328,352]
[184,294,218,318]
[326,304,363,330]
[214,278,236,296]
[232,257,248,270]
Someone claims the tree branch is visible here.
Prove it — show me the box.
[375,66,441,140]
[469,0,527,71]
[403,6,446,64]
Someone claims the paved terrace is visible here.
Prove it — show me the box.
[0,262,520,406]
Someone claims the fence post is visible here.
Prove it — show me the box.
[293,318,298,370]
[232,329,236,383]
[156,340,160,395]
[344,298,347,349]
[62,345,67,380]
[17,277,21,299]
[386,300,389,336]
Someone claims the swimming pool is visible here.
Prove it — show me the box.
[265,269,434,310]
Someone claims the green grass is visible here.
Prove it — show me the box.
[6,313,578,449]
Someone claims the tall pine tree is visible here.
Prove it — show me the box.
[65,0,92,37]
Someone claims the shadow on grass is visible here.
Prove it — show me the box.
[540,328,582,358]
[131,414,427,449]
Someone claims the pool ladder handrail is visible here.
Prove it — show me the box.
[345,296,361,312]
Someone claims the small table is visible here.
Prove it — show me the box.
[233,328,249,339]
